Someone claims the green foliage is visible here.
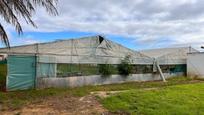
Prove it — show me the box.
[57,64,99,76]
[0,63,7,91]
[102,83,204,114]
[117,55,132,76]
[99,64,114,77]
[57,64,119,77]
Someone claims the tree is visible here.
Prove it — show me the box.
[0,0,58,47]
[117,55,133,76]
[98,64,114,77]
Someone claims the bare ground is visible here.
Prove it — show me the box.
[0,95,110,115]
[0,91,131,115]
[1,78,203,115]
[90,90,129,98]
[0,89,158,115]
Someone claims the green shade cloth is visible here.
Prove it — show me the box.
[7,55,36,91]
[0,59,6,64]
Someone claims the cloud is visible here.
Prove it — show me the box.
[4,0,204,49]
[10,34,40,46]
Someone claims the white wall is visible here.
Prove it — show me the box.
[187,53,204,78]
[37,73,184,89]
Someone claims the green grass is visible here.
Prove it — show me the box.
[102,82,204,115]
[0,76,202,111]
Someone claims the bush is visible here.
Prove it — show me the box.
[0,63,7,91]
[99,64,114,77]
[117,55,132,76]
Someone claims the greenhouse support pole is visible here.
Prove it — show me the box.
[34,43,39,89]
[156,62,166,82]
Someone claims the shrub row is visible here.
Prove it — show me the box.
[99,56,132,77]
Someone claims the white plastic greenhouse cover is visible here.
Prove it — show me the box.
[187,52,204,78]
[141,47,199,65]
[0,36,153,64]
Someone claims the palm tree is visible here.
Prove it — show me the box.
[0,0,58,47]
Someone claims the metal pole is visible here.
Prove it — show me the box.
[156,61,166,82]
[34,43,39,89]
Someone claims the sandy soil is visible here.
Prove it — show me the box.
[90,90,128,98]
[0,95,111,115]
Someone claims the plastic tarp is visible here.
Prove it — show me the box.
[37,55,57,78]
[0,59,6,64]
[141,47,199,65]
[0,36,153,64]
[7,55,36,91]
[170,65,186,73]
[187,53,204,77]
[37,63,56,78]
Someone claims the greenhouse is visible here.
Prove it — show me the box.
[141,47,198,75]
[0,35,198,91]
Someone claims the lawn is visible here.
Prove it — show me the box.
[0,76,203,113]
[102,83,204,115]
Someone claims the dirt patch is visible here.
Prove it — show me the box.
[189,80,204,83]
[91,88,159,99]
[0,95,111,115]
[142,87,158,91]
[91,90,128,98]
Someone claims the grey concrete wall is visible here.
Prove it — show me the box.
[37,72,184,89]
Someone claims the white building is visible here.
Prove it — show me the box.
[187,52,204,78]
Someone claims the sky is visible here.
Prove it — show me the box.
[1,0,204,51]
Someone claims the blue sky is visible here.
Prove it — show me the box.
[7,31,175,50]
[2,0,204,50]
[7,31,141,50]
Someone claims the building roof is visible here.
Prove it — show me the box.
[1,35,197,65]
[0,35,152,64]
[140,47,199,64]
[140,47,199,58]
